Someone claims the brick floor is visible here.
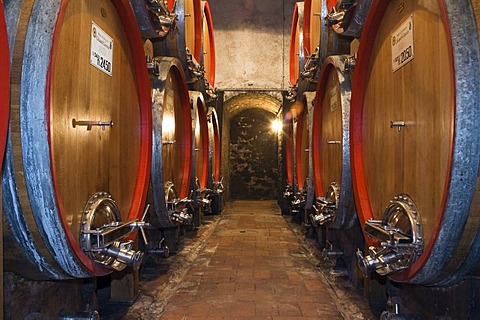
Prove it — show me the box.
[110,200,373,319]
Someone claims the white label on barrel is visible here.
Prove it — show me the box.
[90,22,113,76]
[391,15,414,73]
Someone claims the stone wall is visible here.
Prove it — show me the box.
[209,0,297,90]
[229,108,279,199]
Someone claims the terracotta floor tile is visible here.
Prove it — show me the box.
[110,201,371,320]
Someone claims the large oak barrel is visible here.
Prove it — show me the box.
[207,106,221,186]
[303,0,330,62]
[3,0,151,279]
[297,92,316,211]
[150,0,202,82]
[289,2,305,86]
[200,1,216,87]
[351,0,480,285]
[0,3,9,167]
[207,106,222,214]
[190,91,209,190]
[284,108,295,188]
[311,55,354,229]
[293,95,313,194]
[150,57,193,227]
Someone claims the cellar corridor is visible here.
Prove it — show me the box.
[99,201,373,319]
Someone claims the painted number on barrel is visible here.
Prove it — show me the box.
[90,21,113,76]
[391,15,414,72]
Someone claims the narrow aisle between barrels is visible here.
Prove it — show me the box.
[114,200,372,319]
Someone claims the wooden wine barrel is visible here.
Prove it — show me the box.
[150,57,193,227]
[303,0,334,61]
[351,0,480,285]
[293,96,313,193]
[207,106,221,185]
[284,108,295,187]
[289,2,305,86]
[151,0,202,82]
[0,3,9,168]
[200,1,216,86]
[190,91,209,190]
[3,0,151,280]
[311,55,354,229]
[302,0,351,78]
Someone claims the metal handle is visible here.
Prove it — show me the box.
[72,119,113,131]
[327,140,341,145]
[390,121,406,131]
[163,140,176,145]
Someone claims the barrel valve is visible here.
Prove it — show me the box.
[283,184,294,198]
[214,177,224,195]
[80,192,146,271]
[301,46,320,80]
[291,189,306,215]
[309,183,339,226]
[196,179,213,214]
[168,202,193,225]
[165,182,194,225]
[144,0,177,38]
[326,0,356,34]
[356,194,423,276]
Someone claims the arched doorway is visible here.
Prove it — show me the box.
[221,92,282,201]
[229,108,278,199]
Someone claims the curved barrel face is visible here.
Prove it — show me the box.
[311,55,353,229]
[0,5,9,168]
[303,0,329,61]
[201,1,216,86]
[148,0,202,83]
[294,99,310,191]
[185,0,203,61]
[207,107,221,184]
[4,0,151,279]
[289,2,305,86]
[284,109,295,186]
[351,0,480,284]
[150,57,192,227]
[190,91,209,189]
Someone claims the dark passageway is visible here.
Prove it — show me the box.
[229,109,279,200]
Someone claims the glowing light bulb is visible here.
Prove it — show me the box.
[271,119,283,133]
